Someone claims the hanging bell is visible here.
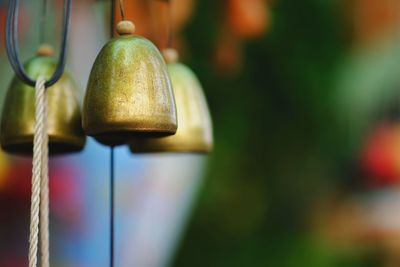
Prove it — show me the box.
[82,21,177,146]
[1,46,86,155]
[129,49,213,154]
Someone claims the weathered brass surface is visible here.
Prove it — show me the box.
[1,56,86,155]
[83,34,177,146]
[130,63,213,153]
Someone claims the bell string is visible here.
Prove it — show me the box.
[166,0,174,49]
[118,0,126,21]
[110,146,115,267]
[111,0,115,37]
[110,3,116,267]
[39,0,48,45]
[151,0,174,50]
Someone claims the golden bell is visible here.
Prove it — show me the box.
[129,49,213,154]
[0,55,86,155]
[82,21,177,146]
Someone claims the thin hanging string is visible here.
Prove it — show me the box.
[166,0,173,48]
[29,76,48,267]
[152,0,174,49]
[118,0,125,20]
[5,0,72,87]
[110,147,115,267]
[5,0,25,81]
[110,2,116,267]
[39,0,48,44]
[111,0,115,37]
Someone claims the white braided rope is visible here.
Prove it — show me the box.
[40,77,49,267]
[29,76,49,267]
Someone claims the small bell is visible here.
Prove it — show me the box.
[1,46,86,155]
[82,21,177,146]
[130,49,213,154]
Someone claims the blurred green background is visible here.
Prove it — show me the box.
[172,0,400,266]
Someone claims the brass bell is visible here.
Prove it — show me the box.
[1,48,86,155]
[82,21,177,146]
[129,49,213,154]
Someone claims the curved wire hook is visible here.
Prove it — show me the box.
[5,0,72,88]
[5,0,23,80]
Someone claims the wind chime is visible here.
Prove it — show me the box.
[2,0,213,266]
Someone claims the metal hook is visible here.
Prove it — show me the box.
[5,0,72,88]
